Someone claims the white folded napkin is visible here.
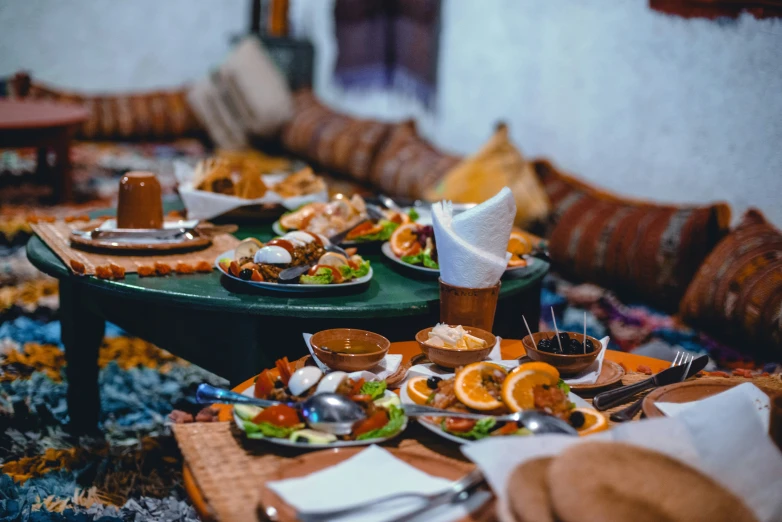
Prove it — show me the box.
[303,333,402,381]
[266,445,491,522]
[174,161,327,220]
[655,382,771,431]
[559,337,609,385]
[463,383,782,522]
[431,187,516,288]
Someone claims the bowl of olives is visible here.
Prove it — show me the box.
[521,331,602,375]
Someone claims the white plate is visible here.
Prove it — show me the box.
[215,249,372,292]
[381,242,538,276]
[399,382,592,445]
[232,385,407,449]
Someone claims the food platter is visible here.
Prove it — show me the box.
[70,219,211,252]
[381,242,538,277]
[232,384,407,449]
[215,249,372,292]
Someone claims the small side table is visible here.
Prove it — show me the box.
[0,99,89,202]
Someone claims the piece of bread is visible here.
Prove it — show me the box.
[506,457,556,522]
[547,441,756,522]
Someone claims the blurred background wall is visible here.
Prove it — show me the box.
[1,0,780,224]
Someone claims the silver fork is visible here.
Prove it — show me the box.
[610,351,693,423]
[295,469,484,521]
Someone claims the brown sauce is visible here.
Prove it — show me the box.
[320,338,381,354]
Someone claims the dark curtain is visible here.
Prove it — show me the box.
[334,0,441,108]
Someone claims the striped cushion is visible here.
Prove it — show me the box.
[681,209,782,355]
[280,91,390,181]
[369,121,461,198]
[534,159,731,311]
[25,82,202,141]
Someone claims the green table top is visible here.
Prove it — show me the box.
[26,208,549,319]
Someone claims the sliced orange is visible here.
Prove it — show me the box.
[390,223,421,257]
[507,231,533,267]
[570,407,608,436]
[454,362,508,411]
[501,367,559,412]
[515,362,560,382]
[406,376,434,405]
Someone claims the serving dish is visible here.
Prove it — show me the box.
[381,242,539,277]
[310,329,390,372]
[415,326,496,369]
[522,332,602,375]
[641,379,774,419]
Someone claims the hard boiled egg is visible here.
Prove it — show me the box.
[254,245,292,265]
[285,231,319,245]
[314,371,348,394]
[287,366,324,396]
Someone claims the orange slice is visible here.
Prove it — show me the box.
[501,367,559,412]
[390,223,421,257]
[515,362,560,382]
[406,376,434,405]
[507,231,532,267]
[454,362,508,411]
[570,407,608,436]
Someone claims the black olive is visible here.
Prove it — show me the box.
[239,268,253,280]
[274,379,285,389]
[584,338,595,353]
[426,376,441,389]
[537,338,553,353]
[569,410,585,429]
[558,332,571,347]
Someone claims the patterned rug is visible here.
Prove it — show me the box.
[0,141,779,521]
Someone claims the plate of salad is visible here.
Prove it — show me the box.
[399,361,597,444]
[234,358,408,448]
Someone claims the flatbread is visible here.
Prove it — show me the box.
[548,441,757,522]
[506,457,556,522]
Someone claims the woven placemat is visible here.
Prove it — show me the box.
[31,220,239,276]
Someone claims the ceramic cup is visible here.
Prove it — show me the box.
[771,393,782,453]
[439,278,501,332]
[116,171,163,229]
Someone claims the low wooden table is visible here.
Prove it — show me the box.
[181,339,669,521]
[27,214,548,433]
[0,99,89,202]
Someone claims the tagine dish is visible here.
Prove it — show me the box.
[233,357,407,448]
[274,194,416,243]
[215,232,372,290]
[382,226,539,274]
[401,361,603,443]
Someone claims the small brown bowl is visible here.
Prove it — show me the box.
[310,329,390,372]
[415,326,496,369]
[522,331,602,375]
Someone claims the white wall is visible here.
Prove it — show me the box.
[2,0,781,225]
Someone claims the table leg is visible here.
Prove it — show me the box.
[51,132,73,202]
[59,278,105,435]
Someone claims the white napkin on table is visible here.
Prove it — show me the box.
[462,383,782,522]
[303,333,402,381]
[431,187,515,288]
[266,445,491,522]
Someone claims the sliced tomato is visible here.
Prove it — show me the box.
[253,369,275,399]
[229,261,241,277]
[276,357,293,386]
[349,378,365,396]
[250,269,264,282]
[219,260,231,273]
[353,410,389,437]
[344,247,358,256]
[347,222,384,240]
[491,422,519,436]
[444,417,477,433]
[350,394,372,403]
[308,265,343,283]
[251,404,300,427]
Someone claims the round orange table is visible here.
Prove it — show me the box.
[0,99,89,202]
[183,339,669,520]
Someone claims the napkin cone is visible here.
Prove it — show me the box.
[432,187,515,288]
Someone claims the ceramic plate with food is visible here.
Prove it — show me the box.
[233,359,407,448]
[273,194,417,244]
[400,361,599,444]
[215,231,372,292]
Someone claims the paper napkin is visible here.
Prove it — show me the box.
[463,383,782,522]
[303,333,402,381]
[558,336,609,385]
[266,445,490,522]
[431,188,516,288]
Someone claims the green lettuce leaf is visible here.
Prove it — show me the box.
[401,252,423,265]
[442,417,497,440]
[353,220,399,242]
[300,267,334,285]
[242,420,302,438]
[337,260,371,280]
[407,208,420,221]
[356,405,406,440]
[422,250,439,269]
[557,379,570,395]
[360,380,387,400]
[401,249,438,269]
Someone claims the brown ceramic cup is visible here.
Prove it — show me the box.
[439,278,501,332]
[116,171,163,229]
[771,393,782,453]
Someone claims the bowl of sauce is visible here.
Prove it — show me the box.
[310,329,390,371]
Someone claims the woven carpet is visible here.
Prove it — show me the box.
[0,141,779,521]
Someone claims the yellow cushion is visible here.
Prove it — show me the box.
[424,124,551,227]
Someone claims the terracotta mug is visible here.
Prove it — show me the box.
[117,171,163,229]
[439,278,501,332]
[771,393,782,454]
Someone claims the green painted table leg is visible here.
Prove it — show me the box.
[59,278,105,435]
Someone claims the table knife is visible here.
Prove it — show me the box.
[593,355,708,411]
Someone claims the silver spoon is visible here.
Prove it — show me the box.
[402,404,578,435]
[195,384,366,435]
